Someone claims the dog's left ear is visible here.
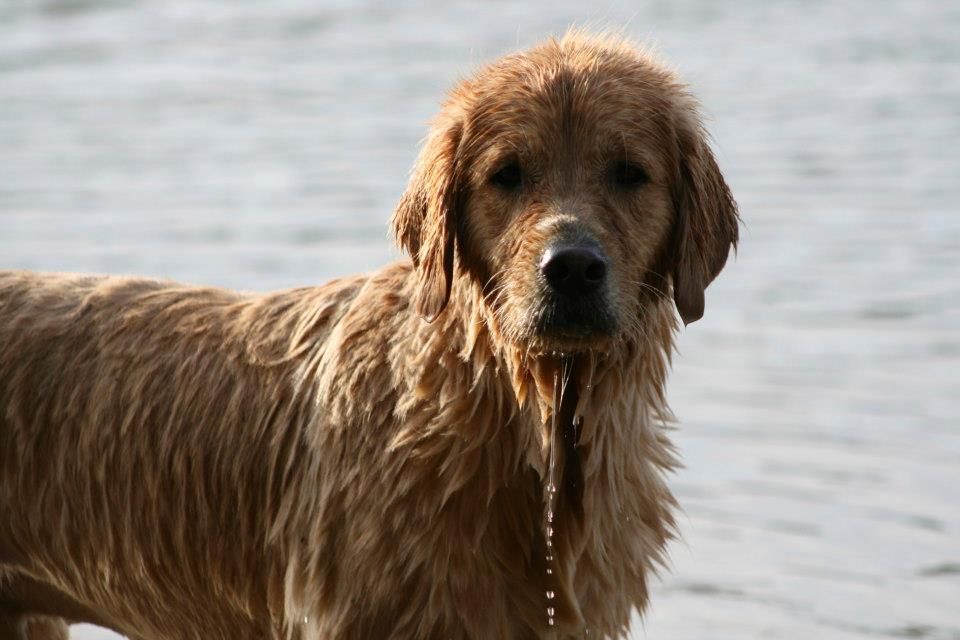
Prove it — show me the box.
[392,114,464,322]
[670,111,740,325]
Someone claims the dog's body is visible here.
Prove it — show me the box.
[0,33,737,639]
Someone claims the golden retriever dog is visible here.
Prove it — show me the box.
[0,32,737,639]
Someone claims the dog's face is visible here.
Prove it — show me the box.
[394,34,738,355]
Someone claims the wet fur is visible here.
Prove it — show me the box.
[0,32,737,639]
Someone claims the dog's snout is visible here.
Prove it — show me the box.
[540,245,608,295]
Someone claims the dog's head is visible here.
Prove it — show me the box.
[393,33,738,354]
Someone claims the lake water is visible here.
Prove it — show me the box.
[2,1,958,638]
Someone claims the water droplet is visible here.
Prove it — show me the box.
[547,526,554,537]
[546,539,552,548]
[547,510,554,522]
[546,568,552,574]
[548,617,555,626]
[547,607,555,616]
[546,590,555,599]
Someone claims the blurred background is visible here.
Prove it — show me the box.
[2,0,958,638]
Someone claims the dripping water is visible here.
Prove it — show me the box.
[544,359,570,631]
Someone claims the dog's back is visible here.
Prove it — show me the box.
[0,271,364,638]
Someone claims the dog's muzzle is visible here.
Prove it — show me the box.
[535,241,617,338]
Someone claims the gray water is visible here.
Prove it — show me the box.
[2,1,958,638]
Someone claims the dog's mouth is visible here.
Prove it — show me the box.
[529,293,618,353]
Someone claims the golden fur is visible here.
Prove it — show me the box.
[0,32,737,639]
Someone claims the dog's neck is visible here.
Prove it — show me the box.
[401,277,680,633]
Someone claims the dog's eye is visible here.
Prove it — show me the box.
[490,162,523,190]
[612,161,649,189]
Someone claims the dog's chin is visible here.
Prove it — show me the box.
[529,332,616,357]
[523,303,619,357]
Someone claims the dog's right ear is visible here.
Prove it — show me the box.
[669,111,739,326]
[392,114,464,322]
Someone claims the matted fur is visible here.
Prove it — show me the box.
[0,32,737,639]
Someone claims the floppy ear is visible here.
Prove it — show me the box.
[670,114,739,325]
[392,115,464,322]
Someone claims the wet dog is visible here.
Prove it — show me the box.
[0,31,737,639]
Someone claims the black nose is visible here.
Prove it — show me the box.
[540,245,608,295]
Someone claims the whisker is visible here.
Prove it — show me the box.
[623,279,671,303]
